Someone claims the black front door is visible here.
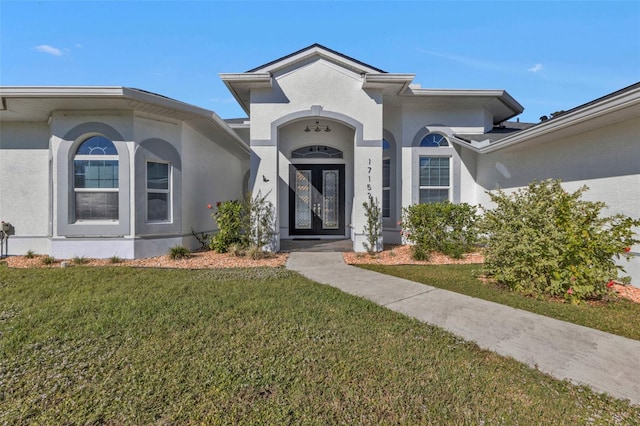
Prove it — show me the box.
[289,164,345,235]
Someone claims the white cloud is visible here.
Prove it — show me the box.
[528,63,543,73]
[34,44,63,56]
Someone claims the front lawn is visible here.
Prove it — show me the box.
[359,264,640,341]
[1,266,638,423]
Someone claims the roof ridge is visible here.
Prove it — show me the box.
[246,43,386,73]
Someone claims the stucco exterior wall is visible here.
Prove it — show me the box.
[0,121,51,254]
[476,117,640,285]
[181,123,247,248]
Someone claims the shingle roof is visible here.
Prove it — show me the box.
[455,121,537,143]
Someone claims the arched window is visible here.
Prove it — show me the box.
[73,136,119,220]
[419,133,449,147]
[291,145,343,159]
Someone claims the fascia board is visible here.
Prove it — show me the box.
[363,73,415,94]
[218,73,272,116]
[479,88,640,154]
[0,86,126,97]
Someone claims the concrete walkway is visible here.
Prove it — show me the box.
[286,252,640,406]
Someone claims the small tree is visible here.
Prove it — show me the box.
[362,194,382,255]
[479,179,638,302]
[243,191,276,253]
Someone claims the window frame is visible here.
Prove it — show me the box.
[73,136,119,222]
[145,160,172,223]
[382,154,391,219]
[418,155,452,204]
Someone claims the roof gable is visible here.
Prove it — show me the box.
[246,43,386,75]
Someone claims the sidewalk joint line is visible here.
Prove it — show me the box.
[383,288,438,307]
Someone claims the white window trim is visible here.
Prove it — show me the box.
[418,155,452,203]
[73,152,119,223]
[145,161,172,223]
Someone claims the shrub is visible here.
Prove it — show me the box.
[209,200,244,253]
[227,243,245,257]
[25,250,36,259]
[168,245,191,260]
[109,255,122,264]
[362,194,382,255]
[401,201,478,260]
[208,192,276,254]
[73,256,88,265]
[41,255,55,266]
[479,179,639,302]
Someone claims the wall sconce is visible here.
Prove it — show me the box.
[304,120,331,132]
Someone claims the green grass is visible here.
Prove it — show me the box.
[359,264,640,341]
[1,266,638,424]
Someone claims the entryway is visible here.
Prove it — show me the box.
[289,164,345,236]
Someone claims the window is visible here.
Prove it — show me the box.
[73,136,119,220]
[147,162,170,222]
[291,145,343,159]
[419,156,450,203]
[420,133,449,147]
[382,139,391,218]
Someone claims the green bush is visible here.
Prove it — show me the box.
[25,250,36,259]
[209,200,244,253]
[73,256,88,265]
[401,201,478,260]
[208,193,275,254]
[41,255,55,267]
[168,245,191,260]
[479,179,639,302]
[109,255,122,264]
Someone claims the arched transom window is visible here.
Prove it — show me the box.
[73,135,119,220]
[419,133,449,147]
[291,145,343,159]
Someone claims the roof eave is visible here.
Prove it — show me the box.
[479,85,640,154]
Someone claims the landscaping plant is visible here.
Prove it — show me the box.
[208,192,275,255]
[362,194,382,254]
[168,245,191,260]
[479,179,639,302]
[401,201,478,260]
[209,200,244,253]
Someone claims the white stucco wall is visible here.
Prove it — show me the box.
[0,121,51,254]
[181,123,247,248]
[476,117,640,285]
[247,58,384,251]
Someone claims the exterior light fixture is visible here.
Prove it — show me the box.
[304,120,331,133]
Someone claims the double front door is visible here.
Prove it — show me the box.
[289,164,345,235]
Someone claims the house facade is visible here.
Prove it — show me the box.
[0,87,249,259]
[1,44,639,284]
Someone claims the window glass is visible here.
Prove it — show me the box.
[147,162,169,190]
[291,145,343,159]
[382,158,391,218]
[75,136,118,155]
[147,162,170,222]
[419,133,449,147]
[74,160,119,188]
[147,193,169,222]
[75,192,119,220]
[419,156,450,204]
[73,136,118,221]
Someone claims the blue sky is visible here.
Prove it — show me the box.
[1,1,639,122]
